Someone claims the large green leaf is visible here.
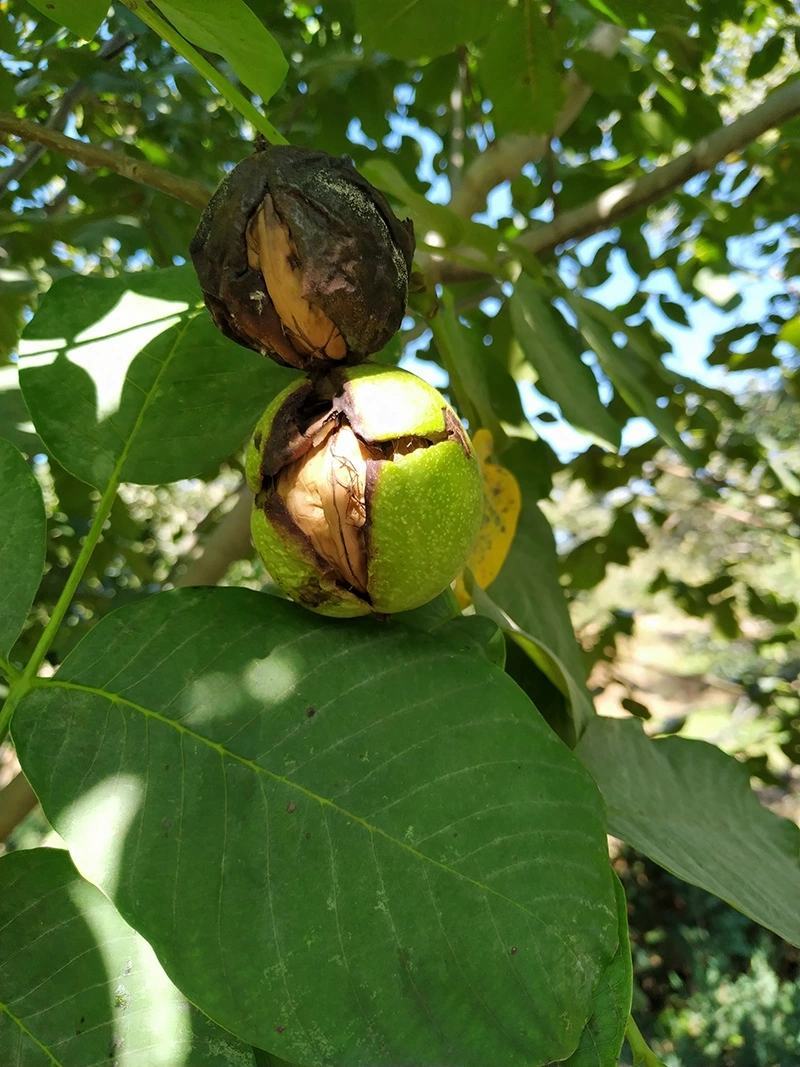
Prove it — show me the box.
[18,267,289,488]
[153,0,287,105]
[481,1,564,136]
[14,588,618,1067]
[562,874,632,1067]
[474,500,596,739]
[352,0,498,60]
[0,439,45,659]
[26,0,107,38]
[510,277,620,449]
[0,847,259,1066]
[576,718,800,947]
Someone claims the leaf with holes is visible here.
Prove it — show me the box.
[18,267,290,488]
[576,717,800,947]
[0,439,45,659]
[0,847,259,1065]
[14,587,618,1067]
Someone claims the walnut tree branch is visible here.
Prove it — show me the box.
[0,112,210,210]
[519,77,800,258]
[450,23,624,219]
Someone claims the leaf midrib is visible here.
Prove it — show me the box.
[31,677,590,946]
[0,998,64,1067]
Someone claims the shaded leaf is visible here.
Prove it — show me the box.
[746,34,785,79]
[562,874,632,1067]
[0,366,41,453]
[26,0,107,38]
[18,267,290,488]
[576,717,800,947]
[0,439,45,658]
[0,271,37,361]
[352,0,498,60]
[482,1,564,136]
[511,277,620,449]
[153,0,288,104]
[567,294,697,465]
[473,500,596,739]
[14,588,618,1067]
[430,292,502,436]
[0,847,259,1066]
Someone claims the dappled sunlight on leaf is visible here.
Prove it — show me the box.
[59,773,143,897]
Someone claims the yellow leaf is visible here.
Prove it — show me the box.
[455,429,521,607]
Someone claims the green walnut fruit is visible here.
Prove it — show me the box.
[246,365,484,617]
[190,145,415,371]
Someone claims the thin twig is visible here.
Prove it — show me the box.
[0,112,211,209]
[0,30,133,196]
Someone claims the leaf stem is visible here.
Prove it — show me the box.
[0,475,120,741]
[625,1015,665,1067]
[123,1,288,145]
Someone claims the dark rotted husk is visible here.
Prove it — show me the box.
[189,146,415,370]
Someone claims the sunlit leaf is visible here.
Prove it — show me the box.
[14,587,619,1067]
[152,0,288,104]
[18,267,290,488]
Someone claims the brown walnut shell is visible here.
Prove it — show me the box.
[190,145,415,371]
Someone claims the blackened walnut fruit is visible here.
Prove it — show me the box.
[190,146,415,371]
[245,365,484,617]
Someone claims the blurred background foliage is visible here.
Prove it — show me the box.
[2,0,800,1060]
